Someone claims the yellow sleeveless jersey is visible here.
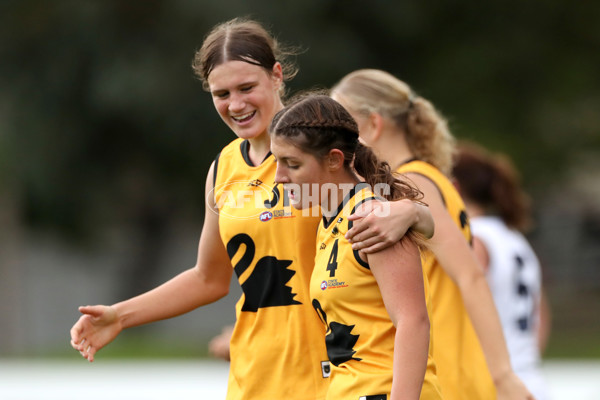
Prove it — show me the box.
[311,183,442,400]
[214,138,329,400]
[397,160,495,400]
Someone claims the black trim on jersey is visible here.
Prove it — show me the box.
[348,197,378,270]
[322,182,370,229]
[213,152,221,189]
[240,139,272,167]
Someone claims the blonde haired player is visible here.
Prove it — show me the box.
[332,69,535,400]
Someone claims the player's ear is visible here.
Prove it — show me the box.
[327,149,344,171]
[369,112,384,142]
[271,62,283,89]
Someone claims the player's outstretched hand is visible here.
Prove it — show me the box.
[70,305,121,362]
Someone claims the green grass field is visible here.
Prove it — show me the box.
[35,327,600,361]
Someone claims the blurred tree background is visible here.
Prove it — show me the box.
[1,0,598,358]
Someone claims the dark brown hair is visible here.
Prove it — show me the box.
[269,94,423,204]
[192,17,299,93]
[453,142,532,232]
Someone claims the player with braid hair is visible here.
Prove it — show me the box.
[271,94,443,400]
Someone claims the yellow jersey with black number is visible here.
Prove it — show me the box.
[397,160,496,400]
[311,183,442,400]
[214,138,329,400]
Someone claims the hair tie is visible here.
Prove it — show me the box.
[408,95,416,110]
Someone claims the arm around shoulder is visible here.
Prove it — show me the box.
[345,198,434,254]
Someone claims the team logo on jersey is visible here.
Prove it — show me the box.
[321,361,331,378]
[227,233,300,312]
[320,280,328,290]
[209,180,275,220]
[247,179,263,187]
[330,218,345,237]
[319,242,327,250]
[259,211,273,222]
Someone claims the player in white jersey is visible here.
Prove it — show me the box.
[453,142,551,400]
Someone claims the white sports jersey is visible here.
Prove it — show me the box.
[470,216,549,400]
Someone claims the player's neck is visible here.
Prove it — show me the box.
[247,133,271,166]
[321,173,360,218]
[376,130,414,171]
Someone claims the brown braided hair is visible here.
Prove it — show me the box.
[269,94,423,203]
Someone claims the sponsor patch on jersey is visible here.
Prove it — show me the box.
[259,211,273,222]
[321,279,348,290]
[272,209,294,219]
